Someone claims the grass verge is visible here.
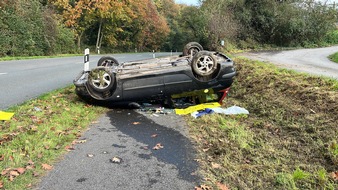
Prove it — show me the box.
[329,52,338,63]
[189,57,338,189]
[0,54,82,61]
[0,86,108,189]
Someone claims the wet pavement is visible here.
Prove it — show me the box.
[37,109,199,190]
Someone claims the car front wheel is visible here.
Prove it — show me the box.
[191,51,218,77]
[88,67,115,92]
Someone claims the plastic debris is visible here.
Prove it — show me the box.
[191,108,214,118]
[212,106,249,115]
[175,102,221,115]
[0,111,15,121]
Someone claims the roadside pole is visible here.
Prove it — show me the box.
[84,48,90,72]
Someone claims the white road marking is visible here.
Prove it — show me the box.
[0,73,7,75]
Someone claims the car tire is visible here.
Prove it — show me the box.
[191,51,218,77]
[88,67,115,92]
[183,42,203,56]
[97,56,119,67]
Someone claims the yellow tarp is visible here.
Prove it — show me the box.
[0,111,15,121]
[175,102,221,115]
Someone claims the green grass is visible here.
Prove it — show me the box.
[329,52,338,63]
[0,54,82,61]
[0,86,107,189]
[188,57,338,189]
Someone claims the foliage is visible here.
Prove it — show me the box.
[329,52,338,63]
[0,0,75,56]
[0,0,337,56]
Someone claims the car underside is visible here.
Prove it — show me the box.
[73,42,236,108]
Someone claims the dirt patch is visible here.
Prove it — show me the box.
[188,58,338,189]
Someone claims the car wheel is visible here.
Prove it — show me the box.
[183,42,203,56]
[191,51,218,77]
[97,56,119,67]
[88,67,115,92]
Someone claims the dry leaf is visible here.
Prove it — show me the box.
[37,153,43,158]
[9,170,20,177]
[132,122,141,125]
[26,165,34,170]
[1,168,10,176]
[0,181,3,188]
[331,171,338,181]
[211,162,221,169]
[153,143,164,150]
[151,134,158,138]
[42,164,53,170]
[217,182,230,190]
[75,140,87,144]
[196,184,212,190]
[33,171,39,177]
[65,145,75,151]
[16,168,26,174]
[110,157,122,163]
[0,155,4,161]
[87,154,94,158]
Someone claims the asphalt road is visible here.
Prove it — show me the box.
[37,109,199,190]
[0,52,178,110]
[238,46,338,80]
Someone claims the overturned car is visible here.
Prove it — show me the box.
[73,42,236,107]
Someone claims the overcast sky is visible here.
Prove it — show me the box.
[174,0,338,6]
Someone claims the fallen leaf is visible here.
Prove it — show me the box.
[110,157,122,163]
[37,153,43,158]
[16,168,26,174]
[132,122,141,125]
[26,183,32,188]
[0,181,3,188]
[9,156,14,161]
[211,162,221,169]
[41,164,53,170]
[26,165,34,170]
[151,134,158,138]
[196,184,212,190]
[153,143,164,150]
[87,154,94,158]
[75,140,87,144]
[331,171,338,181]
[9,170,20,177]
[44,145,50,150]
[33,171,39,177]
[1,168,10,176]
[217,182,230,190]
[65,145,75,151]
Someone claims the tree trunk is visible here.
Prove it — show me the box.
[96,20,103,53]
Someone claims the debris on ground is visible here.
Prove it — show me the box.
[0,111,15,121]
[110,157,122,164]
[190,105,249,118]
[175,102,221,115]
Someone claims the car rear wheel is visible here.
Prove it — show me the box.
[88,67,115,92]
[183,42,203,56]
[191,51,218,77]
[97,56,119,67]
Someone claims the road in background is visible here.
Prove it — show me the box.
[0,52,179,110]
[238,46,338,80]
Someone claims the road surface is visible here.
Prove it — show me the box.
[237,46,338,80]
